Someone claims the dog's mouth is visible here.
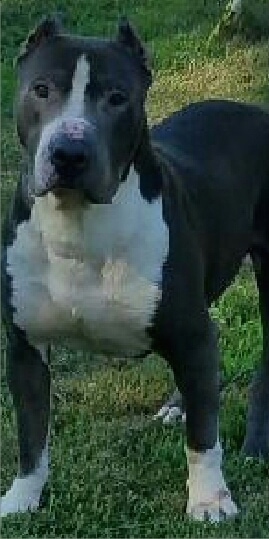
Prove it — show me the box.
[33,184,86,210]
[34,174,114,206]
[33,130,119,204]
[34,175,80,198]
[33,147,119,204]
[35,182,97,206]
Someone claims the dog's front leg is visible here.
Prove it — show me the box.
[171,319,238,522]
[1,326,50,517]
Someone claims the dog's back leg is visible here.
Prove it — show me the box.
[243,248,269,458]
[1,327,50,516]
[153,389,186,423]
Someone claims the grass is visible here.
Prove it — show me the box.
[1,0,269,537]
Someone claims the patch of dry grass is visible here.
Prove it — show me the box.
[148,42,269,123]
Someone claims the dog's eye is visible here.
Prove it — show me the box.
[33,83,49,99]
[107,90,128,107]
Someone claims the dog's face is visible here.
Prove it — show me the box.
[16,17,152,203]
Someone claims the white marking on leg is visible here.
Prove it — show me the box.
[154,405,184,423]
[186,441,238,522]
[163,407,185,423]
[1,438,49,517]
[153,390,185,423]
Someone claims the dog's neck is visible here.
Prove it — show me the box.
[133,122,164,202]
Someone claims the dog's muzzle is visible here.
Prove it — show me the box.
[49,132,90,178]
[49,119,93,182]
[34,118,98,196]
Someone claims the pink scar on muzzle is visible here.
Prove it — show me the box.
[61,119,94,140]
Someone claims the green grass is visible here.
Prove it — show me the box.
[1,0,269,537]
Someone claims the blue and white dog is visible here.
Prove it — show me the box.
[1,17,269,521]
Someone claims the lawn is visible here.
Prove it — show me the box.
[1,0,269,537]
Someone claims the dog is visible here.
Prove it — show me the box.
[1,17,269,522]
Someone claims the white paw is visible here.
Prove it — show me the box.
[186,442,238,522]
[153,390,185,424]
[187,488,238,522]
[154,405,185,423]
[1,477,42,517]
[1,439,49,517]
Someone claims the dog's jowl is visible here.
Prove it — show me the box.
[1,17,269,521]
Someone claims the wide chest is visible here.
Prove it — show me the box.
[7,191,168,355]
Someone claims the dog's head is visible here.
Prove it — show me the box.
[16,16,152,202]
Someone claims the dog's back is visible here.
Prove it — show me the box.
[152,99,269,301]
[152,99,269,194]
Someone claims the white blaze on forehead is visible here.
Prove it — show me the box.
[65,54,90,117]
[34,55,90,189]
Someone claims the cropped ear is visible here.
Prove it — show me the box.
[16,15,63,65]
[117,18,152,89]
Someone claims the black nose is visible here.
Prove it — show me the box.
[50,134,89,176]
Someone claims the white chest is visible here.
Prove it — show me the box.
[7,170,168,356]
